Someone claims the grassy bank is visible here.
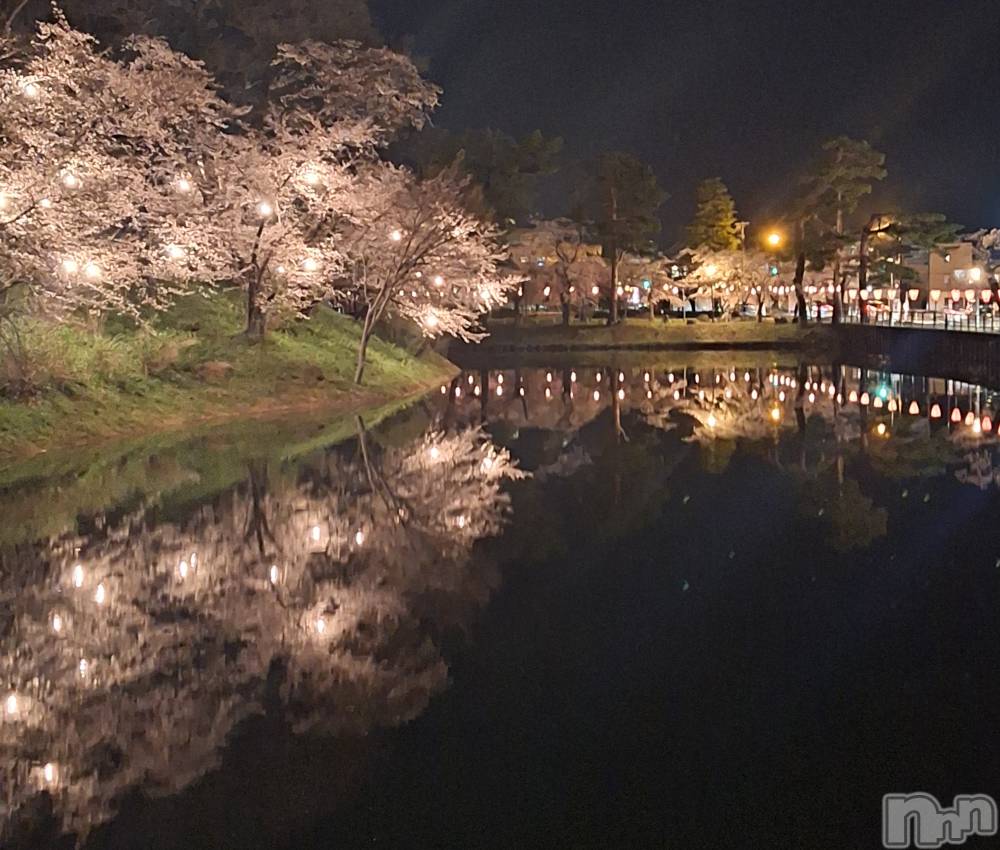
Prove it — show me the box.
[469,316,835,351]
[0,294,455,463]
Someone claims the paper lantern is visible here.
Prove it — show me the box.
[951,289,962,302]
[908,289,920,302]
[951,407,962,423]
[860,392,870,406]
[930,403,942,419]
[965,289,976,302]
[965,411,975,426]
[908,401,920,415]
[982,415,993,432]
[930,289,941,302]
[849,390,859,403]
[982,290,993,303]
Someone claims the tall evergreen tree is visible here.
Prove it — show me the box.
[803,137,887,323]
[579,152,665,324]
[686,177,740,251]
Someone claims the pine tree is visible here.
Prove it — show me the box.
[686,178,740,251]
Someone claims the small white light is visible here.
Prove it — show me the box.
[39,197,52,208]
[61,173,80,189]
[5,694,18,715]
[315,617,327,634]
[429,446,440,460]
[257,200,274,218]
[51,614,63,633]
[354,530,365,546]
[71,564,84,588]
[456,515,466,529]
[78,659,88,677]
[43,763,56,784]
[303,169,321,186]
[593,390,600,401]
[21,82,39,98]
[176,177,193,193]
[433,275,445,287]
[167,244,185,260]
[62,258,79,275]
[389,229,403,242]
[303,257,319,272]
[178,559,189,579]
[269,565,279,585]
[94,583,106,605]
[83,262,101,280]
[310,526,321,542]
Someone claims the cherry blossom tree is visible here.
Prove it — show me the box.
[340,162,512,384]
[0,14,234,321]
[161,39,440,339]
[508,218,608,324]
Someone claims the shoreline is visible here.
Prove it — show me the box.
[0,364,455,468]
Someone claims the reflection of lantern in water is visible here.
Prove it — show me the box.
[983,415,994,432]
[951,408,962,423]
[965,411,976,427]
[876,423,887,437]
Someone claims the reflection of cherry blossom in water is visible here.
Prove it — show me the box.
[0,426,521,844]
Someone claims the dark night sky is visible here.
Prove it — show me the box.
[372,0,1000,242]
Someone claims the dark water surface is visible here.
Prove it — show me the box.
[4,356,1000,848]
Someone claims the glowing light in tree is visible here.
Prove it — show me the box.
[389,229,403,242]
[256,201,274,219]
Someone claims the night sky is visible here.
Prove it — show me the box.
[373,0,1000,242]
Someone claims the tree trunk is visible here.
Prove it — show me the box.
[858,220,871,325]
[793,251,809,324]
[831,205,844,325]
[354,309,376,385]
[246,271,266,340]
[606,185,619,326]
[607,252,619,325]
[561,294,571,326]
